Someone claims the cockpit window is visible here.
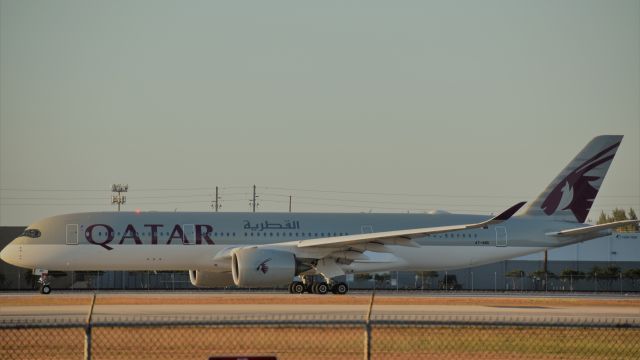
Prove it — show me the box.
[21,229,41,238]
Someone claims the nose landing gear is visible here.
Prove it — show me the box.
[38,272,51,294]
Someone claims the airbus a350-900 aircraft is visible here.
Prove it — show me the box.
[1,135,637,295]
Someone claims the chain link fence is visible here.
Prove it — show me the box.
[2,315,639,360]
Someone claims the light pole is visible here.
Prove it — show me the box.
[250,185,259,212]
[111,184,128,212]
[212,186,221,212]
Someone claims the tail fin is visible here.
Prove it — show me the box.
[523,135,623,223]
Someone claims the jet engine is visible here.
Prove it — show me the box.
[189,270,235,288]
[231,247,304,287]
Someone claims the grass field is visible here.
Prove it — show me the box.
[2,324,639,359]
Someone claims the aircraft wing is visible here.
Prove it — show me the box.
[296,201,526,249]
[546,220,639,237]
[215,202,525,264]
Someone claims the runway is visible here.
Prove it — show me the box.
[2,291,639,325]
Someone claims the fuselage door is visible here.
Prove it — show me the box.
[495,226,507,247]
[66,224,79,245]
[183,224,195,245]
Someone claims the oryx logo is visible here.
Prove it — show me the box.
[541,141,620,223]
[256,258,272,274]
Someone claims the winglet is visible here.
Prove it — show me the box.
[493,201,527,221]
[476,201,526,229]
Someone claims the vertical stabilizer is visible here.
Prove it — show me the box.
[523,135,623,223]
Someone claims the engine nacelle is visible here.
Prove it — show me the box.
[189,270,235,288]
[231,247,296,287]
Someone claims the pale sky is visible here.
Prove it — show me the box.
[1,1,639,226]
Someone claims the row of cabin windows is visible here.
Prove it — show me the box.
[427,233,478,238]
[92,231,476,239]
[244,232,349,237]
[92,231,350,238]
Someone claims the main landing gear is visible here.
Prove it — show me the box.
[331,282,348,295]
[288,276,349,295]
[38,272,51,295]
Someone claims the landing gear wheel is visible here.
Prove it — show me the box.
[291,281,305,294]
[288,282,294,294]
[38,273,51,295]
[316,282,329,295]
[332,282,348,295]
[310,282,319,294]
[40,285,51,295]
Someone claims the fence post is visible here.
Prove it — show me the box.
[471,272,474,292]
[364,291,375,360]
[444,271,448,291]
[545,273,548,292]
[620,273,623,294]
[85,293,96,360]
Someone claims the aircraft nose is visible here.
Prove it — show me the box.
[0,244,9,261]
[0,242,18,265]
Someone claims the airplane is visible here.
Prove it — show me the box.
[1,135,637,295]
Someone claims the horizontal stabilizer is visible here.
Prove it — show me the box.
[546,220,639,237]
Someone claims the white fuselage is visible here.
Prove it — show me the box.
[1,211,600,274]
